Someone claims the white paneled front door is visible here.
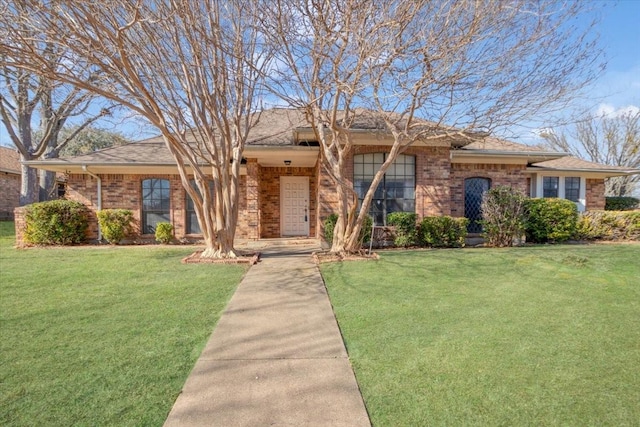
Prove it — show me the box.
[280,176,309,237]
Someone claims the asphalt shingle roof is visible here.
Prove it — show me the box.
[0,146,20,173]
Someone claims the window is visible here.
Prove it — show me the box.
[186,179,214,234]
[353,153,415,225]
[543,176,559,198]
[142,178,170,234]
[565,177,580,202]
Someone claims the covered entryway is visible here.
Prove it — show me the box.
[280,176,309,237]
[465,177,491,233]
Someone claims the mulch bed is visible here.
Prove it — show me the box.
[312,250,379,264]
[181,251,260,265]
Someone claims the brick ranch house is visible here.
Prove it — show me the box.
[18,108,639,243]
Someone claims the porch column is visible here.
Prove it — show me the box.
[245,159,260,239]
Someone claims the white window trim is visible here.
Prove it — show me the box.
[533,174,586,212]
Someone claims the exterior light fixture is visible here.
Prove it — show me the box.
[284,160,292,166]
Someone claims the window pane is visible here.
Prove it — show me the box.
[565,177,580,202]
[543,177,559,198]
[142,179,170,234]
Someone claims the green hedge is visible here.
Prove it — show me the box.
[605,197,639,211]
[97,209,134,244]
[576,211,640,241]
[419,216,468,248]
[387,212,418,247]
[525,198,578,243]
[24,200,89,245]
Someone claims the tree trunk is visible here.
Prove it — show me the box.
[39,170,58,201]
[330,184,350,254]
[20,161,39,206]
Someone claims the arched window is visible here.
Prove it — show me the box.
[142,178,170,234]
[353,153,415,225]
[464,177,491,233]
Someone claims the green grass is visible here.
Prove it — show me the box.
[0,222,246,426]
[321,245,640,426]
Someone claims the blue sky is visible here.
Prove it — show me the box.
[1,1,639,147]
[580,0,640,115]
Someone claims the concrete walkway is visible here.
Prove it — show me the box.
[164,244,371,426]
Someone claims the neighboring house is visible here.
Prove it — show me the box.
[0,146,21,220]
[21,108,639,242]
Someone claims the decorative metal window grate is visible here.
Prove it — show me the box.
[465,177,491,233]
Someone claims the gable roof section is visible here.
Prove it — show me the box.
[451,136,566,164]
[0,146,21,174]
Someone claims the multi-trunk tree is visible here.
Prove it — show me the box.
[262,0,603,254]
[1,0,273,258]
[2,0,605,256]
[0,58,112,204]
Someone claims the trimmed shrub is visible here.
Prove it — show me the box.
[605,196,639,211]
[576,210,640,241]
[386,212,418,247]
[96,209,134,244]
[525,198,578,243]
[480,186,528,247]
[323,213,373,247]
[24,200,88,245]
[419,216,468,248]
[155,222,174,244]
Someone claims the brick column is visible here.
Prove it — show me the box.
[245,159,260,239]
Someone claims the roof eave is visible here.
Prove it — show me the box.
[526,166,640,177]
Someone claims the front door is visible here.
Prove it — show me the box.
[280,176,309,236]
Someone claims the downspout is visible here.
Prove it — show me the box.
[82,165,102,241]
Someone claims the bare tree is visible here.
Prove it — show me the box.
[263,0,603,254]
[0,0,272,258]
[0,57,112,204]
[540,110,640,196]
[58,126,128,157]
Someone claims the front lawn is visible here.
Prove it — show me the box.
[0,222,246,426]
[321,244,640,426]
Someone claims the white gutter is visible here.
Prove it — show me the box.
[82,165,102,241]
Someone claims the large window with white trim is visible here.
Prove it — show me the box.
[142,178,170,234]
[536,175,585,211]
[353,153,415,225]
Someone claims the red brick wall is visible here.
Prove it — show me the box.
[259,165,317,238]
[238,160,259,240]
[13,206,26,246]
[65,173,192,240]
[586,179,606,210]
[450,163,528,218]
[0,172,20,219]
